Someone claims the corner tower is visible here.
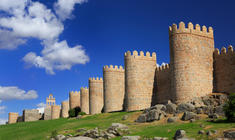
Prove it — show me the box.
[80,87,89,114]
[69,91,80,109]
[169,22,214,103]
[124,51,157,111]
[103,65,125,113]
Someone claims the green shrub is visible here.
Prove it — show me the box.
[68,107,81,117]
[50,130,58,138]
[78,112,86,116]
[223,93,235,122]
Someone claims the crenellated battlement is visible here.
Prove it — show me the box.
[103,65,124,72]
[80,87,89,93]
[124,50,156,61]
[169,22,213,39]
[69,91,80,95]
[214,45,234,56]
[89,77,103,82]
[156,64,170,72]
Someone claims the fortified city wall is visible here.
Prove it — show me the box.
[80,87,89,114]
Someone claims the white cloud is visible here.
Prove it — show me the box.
[36,102,46,114]
[54,0,87,21]
[0,86,38,101]
[0,118,7,125]
[0,0,89,74]
[23,40,89,74]
[0,106,6,114]
[157,62,167,67]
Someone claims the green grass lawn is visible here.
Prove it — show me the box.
[0,111,234,140]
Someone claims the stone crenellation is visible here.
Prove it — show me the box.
[103,65,125,113]
[8,21,235,124]
[80,87,89,114]
[89,77,103,114]
[214,45,235,94]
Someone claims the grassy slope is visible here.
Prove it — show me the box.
[0,111,234,140]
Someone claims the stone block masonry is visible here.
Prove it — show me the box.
[23,109,41,122]
[169,22,214,103]
[51,105,61,119]
[89,77,103,114]
[80,87,89,114]
[69,91,80,109]
[44,106,52,120]
[8,112,18,124]
[61,101,69,118]
[124,51,157,111]
[103,65,125,113]
[214,46,235,93]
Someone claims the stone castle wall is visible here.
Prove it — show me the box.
[169,22,215,103]
[69,91,80,109]
[155,64,171,104]
[89,77,103,114]
[214,46,235,93]
[8,112,18,124]
[80,87,89,114]
[103,65,125,112]
[23,109,41,122]
[51,105,61,119]
[124,51,157,111]
[61,101,69,118]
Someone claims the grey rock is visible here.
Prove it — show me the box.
[146,109,160,122]
[177,103,195,113]
[55,135,66,140]
[136,114,147,123]
[198,130,205,134]
[110,123,128,130]
[66,136,94,140]
[122,115,128,120]
[176,138,195,140]
[121,136,141,140]
[224,130,235,138]
[166,103,177,114]
[174,130,186,140]
[151,104,166,111]
[76,115,82,119]
[189,119,195,123]
[207,130,213,136]
[196,108,203,114]
[181,112,197,121]
[153,137,168,140]
[208,113,219,119]
[167,117,178,123]
[215,105,225,116]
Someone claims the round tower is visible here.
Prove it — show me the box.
[8,112,18,124]
[124,51,157,111]
[80,87,89,114]
[69,91,80,109]
[61,101,69,118]
[89,77,103,114]
[103,65,125,113]
[51,105,61,119]
[169,22,214,103]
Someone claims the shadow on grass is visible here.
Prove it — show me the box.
[209,119,235,124]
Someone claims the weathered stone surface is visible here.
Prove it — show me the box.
[136,114,147,123]
[121,136,141,140]
[66,136,94,140]
[44,106,52,120]
[181,112,197,121]
[23,109,41,122]
[153,137,168,140]
[198,130,205,135]
[55,134,66,140]
[167,117,178,123]
[8,112,18,124]
[174,130,186,140]
[166,103,177,114]
[151,104,166,111]
[177,103,195,113]
[224,130,235,139]
[80,87,89,115]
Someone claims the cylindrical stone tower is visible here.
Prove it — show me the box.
[80,87,89,114]
[169,22,214,103]
[61,101,69,118]
[89,77,103,115]
[8,112,18,124]
[69,91,80,109]
[124,51,157,111]
[103,65,125,113]
[51,105,61,119]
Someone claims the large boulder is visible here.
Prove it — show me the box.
[66,136,94,140]
[181,112,197,121]
[177,103,195,113]
[146,109,166,122]
[174,130,186,140]
[167,117,178,123]
[121,136,141,140]
[151,104,166,111]
[224,130,235,139]
[166,103,177,114]
[215,104,225,116]
[136,114,147,123]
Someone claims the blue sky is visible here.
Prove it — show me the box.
[0,0,235,124]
